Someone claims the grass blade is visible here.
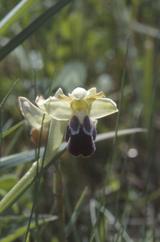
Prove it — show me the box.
[93,199,133,242]
[0,128,146,169]
[0,159,41,213]
[96,128,147,142]
[65,187,88,237]
[0,215,57,242]
[0,148,43,169]
[0,0,39,35]
[0,120,65,213]
[89,200,101,242]
[0,80,18,107]
[0,0,72,61]
[0,126,146,212]
[1,121,24,139]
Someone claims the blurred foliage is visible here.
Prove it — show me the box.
[0,0,160,241]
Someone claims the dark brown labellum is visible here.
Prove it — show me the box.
[66,115,96,157]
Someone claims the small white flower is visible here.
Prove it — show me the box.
[19,87,118,156]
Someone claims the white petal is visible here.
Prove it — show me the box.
[42,98,72,120]
[90,98,118,119]
[18,97,49,129]
[35,95,45,105]
[54,88,64,98]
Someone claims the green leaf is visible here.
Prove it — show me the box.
[0,160,39,213]
[1,121,24,139]
[0,120,66,213]
[0,0,72,61]
[0,128,146,170]
[96,128,147,142]
[0,215,57,242]
[0,148,44,170]
[0,0,39,36]
[0,127,146,213]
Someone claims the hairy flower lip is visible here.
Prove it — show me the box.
[66,115,96,157]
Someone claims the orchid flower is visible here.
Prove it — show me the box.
[19,87,118,156]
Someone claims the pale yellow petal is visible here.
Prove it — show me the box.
[90,98,118,119]
[42,98,72,120]
[18,97,49,129]
[86,88,105,99]
[87,87,97,96]
[45,119,67,161]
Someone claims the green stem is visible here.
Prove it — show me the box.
[0,120,66,213]
[55,162,66,242]
[0,160,38,213]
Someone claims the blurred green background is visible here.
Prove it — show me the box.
[0,0,160,241]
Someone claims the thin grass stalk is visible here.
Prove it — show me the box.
[65,186,88,237]
[55,161,66,242]
[0,80,19,157]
